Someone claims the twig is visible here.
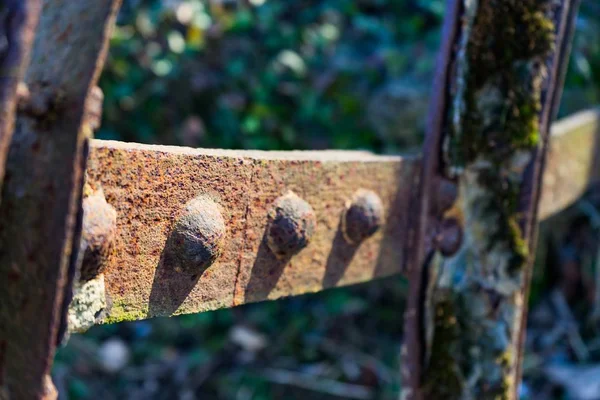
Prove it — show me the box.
[317,338,396,384]
[550,290,590,362]
[258,368,374,399]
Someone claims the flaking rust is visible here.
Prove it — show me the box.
[68,186,116,334]
[79,185,117,281]
[342,189,384,245]
[166,195,226,273]
[266,191,316,259]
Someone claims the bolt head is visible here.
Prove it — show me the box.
[431,178,458,216]
[342,189,384,245]
[169,195,226,273]
[436,217,463,257]
[266,191,316,259]
[80,191,117,282]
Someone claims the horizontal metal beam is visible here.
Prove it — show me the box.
[85,108,599,324]
[539,108,600,219]
[87,146,417,323]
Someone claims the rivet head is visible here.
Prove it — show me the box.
[431,178,458,215]
[436,217,463,257]
[80,190,117,282]
[342,189,384,245]
[170,195,226,273]
[266,191,316,259]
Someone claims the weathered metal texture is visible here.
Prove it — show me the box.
[401,0,581,398]
[0,0,40,192]
[85,142,416,323]
[80,188,118,282]
[85,143,255,322]
[401,0,462,392]
[539,108,600,219]
[82,107,599,325]
[232,152,414,305]
[0,0,121,398]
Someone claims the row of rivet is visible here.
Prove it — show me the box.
[430,178,463,256]
[174,189,385,271]
[79,188,385,280]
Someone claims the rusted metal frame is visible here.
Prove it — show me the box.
[401,0,462,394]
[0,0,121,399]
[84,143,416,324]
[74,108,600,326]
[0,0,40,194]
[401,0,581,399]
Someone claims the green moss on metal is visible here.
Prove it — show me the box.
[423,293,464,400]
[103,300,148,324]
[425,0,557,398]
[448,0,555,168]
[445,0,555,274]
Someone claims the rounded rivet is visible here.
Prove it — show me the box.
[266,191,316,259]
[436,217,463,257]
[170,195,226,273]
[80,190,117,282]
[431,178,458,215]
[342,189,384,245]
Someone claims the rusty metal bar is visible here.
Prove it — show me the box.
[86,144,418,323]
[79,107,600,326]
[0,0,121,398]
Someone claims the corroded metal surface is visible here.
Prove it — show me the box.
[83,107,598,325]
[86,143,256,322]
[86,142,416,323]
[402,0,582,398]
[342,189,384,245]
[0,0,121,398]
[264,191,317,259]
[80,188,117,282]
[232,152,414,305]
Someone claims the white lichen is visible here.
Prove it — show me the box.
[68,274,106,334]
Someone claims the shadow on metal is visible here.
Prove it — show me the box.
[147,233,209,318]
[322,224,360,287]
[243,229,292,303]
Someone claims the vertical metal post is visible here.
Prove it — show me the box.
[403,0,580,399]
[0,1,121,398]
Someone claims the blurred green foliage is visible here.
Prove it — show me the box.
[562,2,600,117]
[55,278,408,399]
[99,0,600,154]
[55,2,600,399]
[99,0,444,153]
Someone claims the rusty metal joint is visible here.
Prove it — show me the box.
[79,185,117,282]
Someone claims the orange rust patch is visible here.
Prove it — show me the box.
[85,108,600,323]
[87,142,417,321]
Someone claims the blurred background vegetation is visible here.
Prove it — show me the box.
[54,1,600,399]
